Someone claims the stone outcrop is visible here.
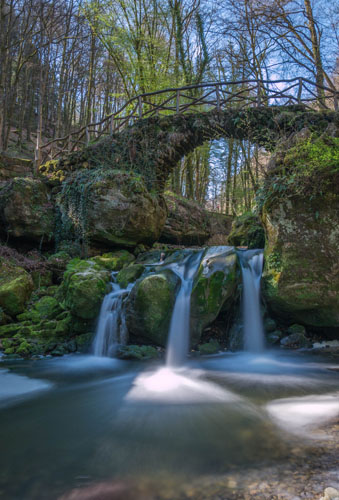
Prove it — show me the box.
[191,247,239,343]
[160,192,211,245]
[57,170,167,250]
[126,270,180,346]
[160,191,233,246]
[125,247,239,347]
[0,153,33,181]
[228,213,265,249]
[261,128,339,335]
[0,260,33,317]
[0,177,55,243]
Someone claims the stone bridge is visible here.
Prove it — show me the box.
[48,104,335,191]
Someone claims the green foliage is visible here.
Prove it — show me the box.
[228,213,265,249]
[257,134,339,209]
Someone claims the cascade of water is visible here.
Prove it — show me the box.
[92,273,129,357]
[238,250,265,353]
[166,251,204,367]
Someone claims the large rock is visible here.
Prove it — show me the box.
[58,170,167,249]
[228,213,265,249]
[0,153,33,181]
[261,130,339,334]
[62,259,110,320]
[126,270,179,346]
[160,192,233,246]
[0,260,33,316]
[0,178,54,243]
[160,192,211,245]
[191,247,239,343]
[206,212,233,246]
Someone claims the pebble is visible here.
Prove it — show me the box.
[319,487,339,500]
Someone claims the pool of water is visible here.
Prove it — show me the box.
[0,350,338,499]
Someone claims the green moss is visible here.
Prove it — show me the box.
[198,339,220,355]
[75,332,93,352]
[127,272,177,346]
[92,250,135,271]
[136,275,172,341]
[117,345,158,360]
[34,296,63,320]
[258,134,339,210]
[228,213,265,249]
[0,265,33,316]
[117,264,144,288]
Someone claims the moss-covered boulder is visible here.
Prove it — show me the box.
[57,170,167,249]
[116,264,145,289]
[198,338,220,355]
[126,271,179,346]
[117,344,159,360]
[191,247,239,343]
[228,213,265,249]
[0,260,33,316]
[62,259,110,320]
[261,130,339,335]
[92,250,135,271]
[0,178,54,243]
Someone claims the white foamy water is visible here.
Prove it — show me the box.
[92,273,131,357]
[0,369,52,407]
[125,367,243,404]
[266,392,339,436]
[238,250,265,353]
[166,251,204,367]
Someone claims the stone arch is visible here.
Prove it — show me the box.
[53,105,335,191]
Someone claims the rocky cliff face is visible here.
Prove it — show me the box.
[0,178,55,243]
[260,126,339,335]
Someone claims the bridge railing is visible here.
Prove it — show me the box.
[38,77,338,163]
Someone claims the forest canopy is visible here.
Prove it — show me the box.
[0,0,338,213]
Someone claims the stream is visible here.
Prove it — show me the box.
[0,350,338,499]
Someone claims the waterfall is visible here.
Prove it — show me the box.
[92,273,130,357]
[238,250,265,353]
[166,251,204,367]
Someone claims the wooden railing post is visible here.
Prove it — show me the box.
[176,90,180,113]
[297,78,303,104]
[334,91,338,111]
[216,85,221,111]
[138,96,143,119]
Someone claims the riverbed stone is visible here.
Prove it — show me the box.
[117,345,159,360]
[116,264,145,289]
[267,330,283,345]
[126,270,179,346]
[62,259,110,320]
[280,332,311,349]
[191,247,239,344]
[0,261,33,316]
[198,339,220,355]
[264,317,277,333]
[92,250,135,271]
